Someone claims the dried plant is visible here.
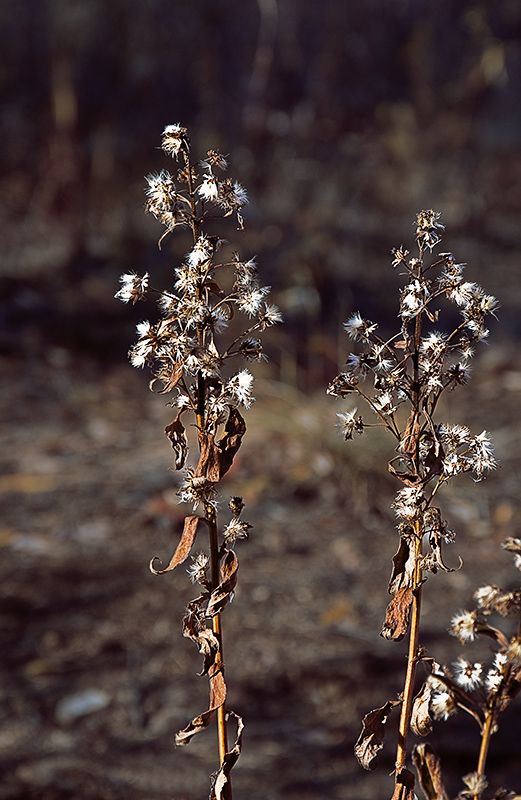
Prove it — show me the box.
[411,538,521,800]
[115,124,280,799]
[328,211,502,799]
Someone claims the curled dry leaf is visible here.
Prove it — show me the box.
[412,744,449,800]
[216,407,246,479]
[391,768,416,800]
[175,665,227,747]
[210,711,244,800]
[194,407,246,482]
[150,361,184,394]
[165,415,189,470]
[206,550,239,617]
[411,680,434,737]
[389,532,416,595]
[149,515,201,575]
[354,699,400,771]
[182,594,219,676]
[381,587,413,641]
[398,411,421,456]
[196,432,221,482]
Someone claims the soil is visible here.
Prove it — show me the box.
[1,346,521,800]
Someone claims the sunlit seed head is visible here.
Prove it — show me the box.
[449,610,477,643]
[452,656,483,691]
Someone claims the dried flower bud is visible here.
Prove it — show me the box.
[452,657,483,691]
[336,409,363,440]
[223,517,251,547]
[415,209,444,251]
[474,584,502,610]
[115,272,149,304]
[430,688,457,721]
[327,373,359,396]
[161,123,190,157]
[229,497,245,517]
[344,312,377,342]
[449,610,478,643]
[187,552,209,585]
[460,771,488,798]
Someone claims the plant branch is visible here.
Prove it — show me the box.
[395,520,423,778]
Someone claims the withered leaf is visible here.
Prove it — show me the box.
[151,361,184,394]
[354,699,399,771]
[195,432,221,482]
[411,681,434,737]
[165,416,189,470]
[150,515,201,575]
[182,595,218,676]
[175,666,226,747]
[388,456,419,485]
[399,412,421,456]
[381,587,413,641]
[391,768,416,800]
[206,279,225,298]
[207,550,239,617]
[216,407,246,479]
[412,744,449,800]
[389,532,416,595]
[211,711,244,800]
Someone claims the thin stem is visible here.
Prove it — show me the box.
[195,371,230,793]
[472,708,494,800]
[395,520,423,777]
[207,504,230,768]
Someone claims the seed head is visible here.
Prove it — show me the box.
[161,123,190,158]
[449,610,478,643]
[452,657,483,691]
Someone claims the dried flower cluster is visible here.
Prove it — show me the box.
[333,212,502,799]
[411,539,521,800]
[116,125,279,800]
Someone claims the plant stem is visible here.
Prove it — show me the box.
[395,521,423,777]
[196,372,230,791]
[207,504,230,768]
[473,708,494,799]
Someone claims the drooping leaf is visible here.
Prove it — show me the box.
[149,361,184,394]
[150,515,201,575]
[206,550,239,617]
[165,415,189,470]
[182,594,218,676]
[398,412,421,456]
[210,711,244,800]
[391,768,416,800]
[175,665,226,747]
[354,699,399,770]
[388,531,416,594]
[216,407,246,479]
[196,432,221,482]
[412,744,449,800]
[381,587,413,641]
[411,681,434,737]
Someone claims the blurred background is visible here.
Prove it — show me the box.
[2,1,521,798]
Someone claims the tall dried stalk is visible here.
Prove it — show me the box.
[328,211,499,798]
[116,124,280,799]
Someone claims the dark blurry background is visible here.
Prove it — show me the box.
[2,0,521,385]
[2,2,521,799]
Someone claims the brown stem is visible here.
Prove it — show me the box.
[189,146,230,795]
[207,504,230,769]
[395,521,423,777]
[473,708,494,799]
[196,391,230,791]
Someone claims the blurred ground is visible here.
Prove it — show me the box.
[2,1,521,797]
[1,339,521,800]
